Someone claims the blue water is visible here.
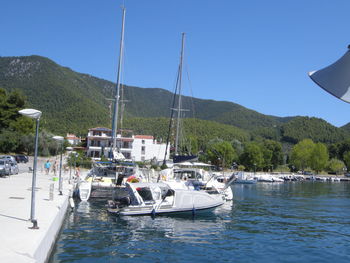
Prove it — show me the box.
[49,182,350,263]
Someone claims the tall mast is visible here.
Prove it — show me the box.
[111,7,126,153]
[175,32,185,155]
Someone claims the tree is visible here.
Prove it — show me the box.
[206,140,237,168]
[290,139,315,171]
[343,151,350,171]
[0,88,33,153]
[310,142,329,174]
[0,130,20,153]
[239,142,264,171]
[327,158,345,175]
[262,140,283,170]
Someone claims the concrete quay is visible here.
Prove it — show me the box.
[0,171,74,263]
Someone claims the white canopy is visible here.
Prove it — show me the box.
[309,47,350,103]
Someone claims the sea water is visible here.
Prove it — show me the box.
[49,182,350,263]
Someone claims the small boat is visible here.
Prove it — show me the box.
[107,182,224,216]
[234,178,257,184]
[78,180,92,201]
[233,171,257,184]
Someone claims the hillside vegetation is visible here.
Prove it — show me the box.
[1,55,349,146]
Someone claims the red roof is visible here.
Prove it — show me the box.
[135,135,154,140]
[66,135,80,140]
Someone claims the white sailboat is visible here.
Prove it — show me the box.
[78,7,127,201]
[162,33,198,165]
[159,34,233,201]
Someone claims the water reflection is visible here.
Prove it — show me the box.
[49,182,350,263]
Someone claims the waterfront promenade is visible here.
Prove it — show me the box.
[0,170,73,263]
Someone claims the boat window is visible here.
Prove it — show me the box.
[136,187,153,201]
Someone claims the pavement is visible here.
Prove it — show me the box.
[0,167,74,263]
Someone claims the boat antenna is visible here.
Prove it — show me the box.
[111,7,126,157]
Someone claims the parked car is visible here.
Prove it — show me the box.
[9,161,19,175]
[0,155,17,163]
[345,173,350,177]
[0,159,11,176]
[15,155,28,163]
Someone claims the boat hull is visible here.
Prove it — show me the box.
[108,186,224,216]
[108,203,223,216]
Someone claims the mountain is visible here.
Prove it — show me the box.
[281,116,347,144]
[0,56,111,134]
[0,55,348,144]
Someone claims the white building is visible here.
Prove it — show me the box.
[65,133,81,145]
[86,127,169,162]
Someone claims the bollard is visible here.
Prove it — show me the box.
[49,183,54,201]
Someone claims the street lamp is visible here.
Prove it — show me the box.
[66,147,73,181]
[53,136,64,195]
[19,108,42,229]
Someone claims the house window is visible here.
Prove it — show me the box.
[141,146,146,155]
[141,156,145,162]
[142,140,145,144]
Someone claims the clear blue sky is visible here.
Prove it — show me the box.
[2,0,350,127]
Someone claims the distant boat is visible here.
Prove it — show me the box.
[233,171,257,184]
[107,182,224,216]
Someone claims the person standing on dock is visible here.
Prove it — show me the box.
[44,160,51,175]
[53,160,57,176]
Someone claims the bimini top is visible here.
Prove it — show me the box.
[309,46,350,103]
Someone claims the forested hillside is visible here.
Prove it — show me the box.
[281,117,347,144]
[0,56,110,134]
[1,55,349,146]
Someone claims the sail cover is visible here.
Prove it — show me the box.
[309,48,350,103]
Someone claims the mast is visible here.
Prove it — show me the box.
[175,32,185,155]
[111,7,126,154]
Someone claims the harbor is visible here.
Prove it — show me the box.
[0,168,75,263]
[1,161,350,262]
[2,1,350,263]
[49,181,350,263]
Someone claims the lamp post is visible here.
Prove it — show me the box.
[53,136,64,195]
[19,108,42,229]
[66,147,73,182]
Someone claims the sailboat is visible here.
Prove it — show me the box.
[163,33,198,165]
[78,7,136,201]
[106,33,226,215]
[158,34,233,201]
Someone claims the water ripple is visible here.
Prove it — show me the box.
[49,182,350,263]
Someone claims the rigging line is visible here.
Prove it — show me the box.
[162,62,181,167]
[185,64,196,119]
[185,63,197,152]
